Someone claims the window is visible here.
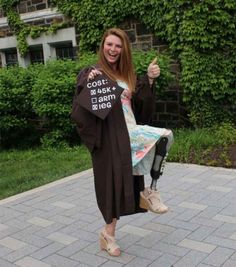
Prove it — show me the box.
[29,46,44,64]
[5,49,18,66]
[55,42,75,60]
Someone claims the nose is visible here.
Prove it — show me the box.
[110,45,116,51]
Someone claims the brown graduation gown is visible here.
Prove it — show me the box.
[71,67,155,224]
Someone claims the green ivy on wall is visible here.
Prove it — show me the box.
[51,0,236,52]
[0,0,19,9]
[51,0,168,52]
[1,0,236,127]
[51,0,236,127]
[0,0,69,56]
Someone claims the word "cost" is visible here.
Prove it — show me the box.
[87,79,108,88]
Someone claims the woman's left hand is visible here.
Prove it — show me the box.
[147,57,160,79]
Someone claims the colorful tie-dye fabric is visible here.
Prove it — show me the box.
[118,80,169,175]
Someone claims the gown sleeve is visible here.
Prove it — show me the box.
[132,74,156,125]
[71,67,101,153]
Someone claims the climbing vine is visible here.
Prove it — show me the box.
[50,0,236,127]
[0,0,69,55]
[51,0,168,52]
[0,0,236,127]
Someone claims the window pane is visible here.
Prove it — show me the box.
[56,46,74,60]
[5,50,18,66]
[30,48,44,64]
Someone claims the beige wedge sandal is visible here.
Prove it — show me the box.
[99,230,121,257]
[140,187,169,214]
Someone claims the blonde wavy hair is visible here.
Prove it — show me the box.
[98,28,136,92]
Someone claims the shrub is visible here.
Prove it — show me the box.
[0,64,43,148]
[30,55,98,147]
[31,60,81,147]
[40,130,69,149]
[0,51,173,148]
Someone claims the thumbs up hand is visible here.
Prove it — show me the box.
[147,57,160,79]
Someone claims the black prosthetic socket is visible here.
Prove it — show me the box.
[150,137,168,190]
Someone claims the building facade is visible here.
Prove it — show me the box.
[0,0,77,67]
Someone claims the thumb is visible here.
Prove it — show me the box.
[150,57,157,65]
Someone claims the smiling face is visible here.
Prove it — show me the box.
[103,34,122,70]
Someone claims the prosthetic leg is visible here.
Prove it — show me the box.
[150,137,168,190]
[140,137,169,214]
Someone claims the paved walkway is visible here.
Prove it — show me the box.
[0,163,236,267]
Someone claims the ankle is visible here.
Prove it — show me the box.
[104,219,117,237]
[104,227,115,237]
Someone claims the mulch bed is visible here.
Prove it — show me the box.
[189,144,236,169]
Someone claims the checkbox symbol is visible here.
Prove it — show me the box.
[92,104,98,110]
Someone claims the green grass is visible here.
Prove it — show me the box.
[168,128,214,162]
[168,123,236,164]
[0,146,91,200]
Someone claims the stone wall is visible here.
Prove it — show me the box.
[0,0,64,38]
[0,0,54,18]
[120,20,188,128]
[17,0,50,14]
[16,0,62,27]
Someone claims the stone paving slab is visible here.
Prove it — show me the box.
[0,163,236,266]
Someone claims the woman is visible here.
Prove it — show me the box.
[71,28,173,257]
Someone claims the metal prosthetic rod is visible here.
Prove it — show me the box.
[150,137,168,191]
[150,178,158,191]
